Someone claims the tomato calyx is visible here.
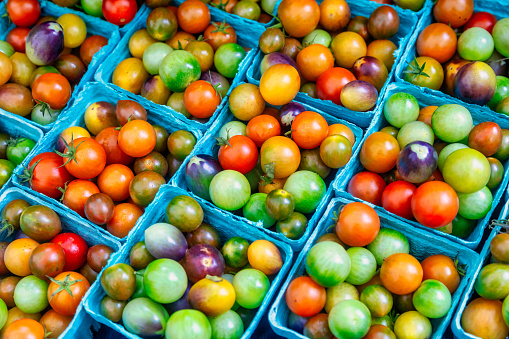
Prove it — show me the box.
[48,273,84,300]
[210,1,230,12]
[206,275,223,282]
[259,162,275,186]
[0,219,15,236]
[55,136,86,167]
[17,158,42,187]
[33,102,57,118]
[211,20,231,35]
[57,181,69,203]
[403,57,430,81]
[188,35,208,42]
[454,254,466,277]
[216,129,233,148]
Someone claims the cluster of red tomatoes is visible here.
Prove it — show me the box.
[0,0,109,125]
[183,83,355,239]
[348,91,507,239]
[19,99,197,238]
[0,198,114,338]
[52,0,139,27]
[403,0,509,113]
[257,0,400,111]
[113,1,249,121]
[285,202,461,339]
[99,194,282,338]
[461,231,509,338]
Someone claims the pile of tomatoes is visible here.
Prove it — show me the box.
[113,1,250,121]
[98,194,283,338]
[369,0,426,12]
[403,0,509,114]
[0,197,115,338]
[182,83,356,240]
[0,133,36,190]
[461,231,509,338]
[19,98,197,239]
[285,202,462,339]
[347,91,507,239]
[52,0,139,27]
[0,0,109,126]
[256,0,401,112]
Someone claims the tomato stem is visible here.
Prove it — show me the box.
[16,158,42,188]
[403,57,430,81]
[47,274,84,300]
[54,135,86,168]
[259,162,275,186]
[210,0,230,12]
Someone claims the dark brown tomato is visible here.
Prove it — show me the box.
[80,263,99,284]
[28,243,66,280]
[185,222,221,249]
[84,193,115,226]
[129,171,166,207]
[153,125,169,153]
[259,28,285,54]
[87,244,114,272]
[1,199,30,235]
[281,38,302,60]
[468,122,503,157]
[352,56,389,92]
[0,83,34,117]
[0,276,21,307]
[53,54,86,85]
[133,151,169,177]
[347,16,371,41]
[19,205,62,242]
[116,100,148,126]
[368,6,400,40]
[167,154,183,178]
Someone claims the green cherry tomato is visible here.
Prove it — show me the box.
[100,296,127,322]
[168,130,196,161]
[488,76,509,110]
[283,170,326,214]
[450,214,477,239]
[305,241,351,288]
[81,0,103,17]
[233,1,261,20]
[367,228,410,266]
[412,279,451,318]
[31,105,61,125]
[219,121,247,140]
[492,18,509,58]
[222,237,249,268]
[232,269,269,309]
[437,143,469,172]
[0,41,15,57]
[160,50,201,92]
[328,300,371,339]
[0,299,7,329]
[474,263,509,300]
[167,92,191,118]
[457,186,493,220]
[166,195,204,233]
[143,43,173,75]
[503,296,509,327]
[276,212,308,240]
[209,170,251,211]
[303,30,332,48]
[0,159,15,188]
[209,310,244,339]
[394,311,432,339]
[101,263,137,301]
[243,193,277,228]
[132,269,148,299]
[442,148,491,194]
[324,282,359,314]
[487,157,504,189]
[458,27,494,61]
[396,121,434,149]
[123,297,170,337]
[319,135,352,169]
[346,247,377,285]
[13,275,49,313]
[265,189,295,221]
[166,310,212,339]
[360,285,393,318]
[144,259,187,304]
[214,43,247,78]
[6,138,36,165]
[383,92,420,128]
[431,104,473,143]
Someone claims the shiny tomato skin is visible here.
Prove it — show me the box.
[463,11,497,34]
[95,127,135,165]
[360,132,400,174]
[316,67,356,105]
[291,111,329,149]
[336,202,380,247]
[6,0,41,27]
[380,253,423,295]
[61,179,100,217]
[286,276,326,317]
[421,254,460,294]
[416,23,457,64]
[51,233,88,271]
[47,272,90,316]
[25,152,74,199]
[32,73,72,110]
[183,80,221,119]
[62,137,107,179]
[102,0,137,26]
[218,135,258,174]
[411,181,459,228]
[381,181,417,220]
[347,171,386,206]
[433,0,474,28]
[246,115,281,148]
[6,28,30,53]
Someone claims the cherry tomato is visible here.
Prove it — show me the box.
[51,233,88,271]
[5,28,30,53]
[259,64,300,106]
[97,164,134,202]
[416,23,457,64]
[183,81,221,119]
[6,0,41,27]
[3,319,45,339]
[261,136,301,179]
[61,179,100,217]
[80,35,109,66]
[421,254,460,294]
[380,253,423,295]
[411,181,459,228]
[118,120,156,158]
[381,181,417,220]
[291,111,329,149]
[4,238,39,277]
[316,67,356,105]
[336,202,380,247]
[102,0,137,26]
[347,171,386,206]
[360,132,400,174]
[463,11,497,34]
[61,137,107,179]
[433,0,474,28]
[296,44,334,82]
[177,0,211,34]
[47,272,90,316]
[95,127,135,165]
[319,0,350,32]
[218,135,258,174]
[246,115,281,148]
[286,276,326,317]
[204,21,237,51]
[39,310,72,339]
[278,0,320,38]
[32,73,72,110]
[106,203,143,238]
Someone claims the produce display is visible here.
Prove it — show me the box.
[51,0,139,26]
[17,91,197,239]
[345,88,508,246]
[276,198,476,339]
[252,0,413,112]
[0,0,113,127]
[0,189,118,338]
[456,226,509,338]
[107,2,251,124]
[401,0,509,114]
[94,193,286,338]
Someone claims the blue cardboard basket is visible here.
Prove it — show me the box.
[95,2,262,132]
[269,196,480,339]
[170,93,364,251]
[0,110,44,198]
[12,82,203,242]
[83,184,294,339]
[395,0,509,113]
[451,203,507,339]
[246,0,419,129]
[0,0,121,132]
[0,187,122,339]
[333,82,509,250]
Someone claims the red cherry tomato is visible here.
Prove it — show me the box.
[51,233,89,271]
[6,27,30,53]
[102,0,137,26]
[6,0,41,27]
[347,171,386,206]
[246,115,281,148]
[411,181,459,228]
[381,181,417,220]
[316,67,356,105]
[463,11,497,34]
[336,202,380,247]
[218,135,258,174]
[285,276,326,318]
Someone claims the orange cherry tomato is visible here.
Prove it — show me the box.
[177,0,211,34]
[416,23,458,64]
[296,44,334,82]
[95,127,135,165]
[336,202,380,247]
[278,0,320,38]
[32,73,72,110]
[118,120,156,158]
[61,179,100,217]
[433,0,474,28]
[97,164,134,202]
[319,0,350,32]
[246,115,281,147]
[417,106,438,127]
[421,254,461,294]
[203,22,237,51]
[79,35,109,66]
[61,137,107,179]
[411,181,459,228]
[259,64,301,106]
[183,80,221,119]
[47,272,90,316]
[328,124,355,145]
[4,238,39,277]
[286,276,326,317]
[291,111,329,149]
[380,253,423,295]
[165,31,195,50]
[3,319,45,339]
[360,132,400,173]
[106,203,143,238]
